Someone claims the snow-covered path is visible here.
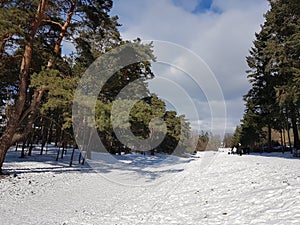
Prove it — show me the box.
[1,150,299,225]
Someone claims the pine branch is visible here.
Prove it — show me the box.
[42,19,63,29]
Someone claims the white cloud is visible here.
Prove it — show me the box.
[212,0,268,12]
[110,0,270,134]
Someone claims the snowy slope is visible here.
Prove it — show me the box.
[0,148,299,225]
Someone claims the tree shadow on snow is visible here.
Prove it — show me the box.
[84,152,195,181]
[2,147,196,181]
[2,147,93,175]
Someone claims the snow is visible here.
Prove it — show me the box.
[0,146,299,225]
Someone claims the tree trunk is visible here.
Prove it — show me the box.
[284,110,292,152]
[69,145,76,167]
[280,129,284,153]
[0,0,48,174]
[283,128,286,148]
[20,139,26,158]
[28,133,34,156]
[291,114,300,149]
[56,147,60,161]
[287,127,292,153]
[267,124,272,152]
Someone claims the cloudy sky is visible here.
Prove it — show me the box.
[109,0,270,135]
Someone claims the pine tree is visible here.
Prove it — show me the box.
[0,0,117,173]
[242,0,300,149]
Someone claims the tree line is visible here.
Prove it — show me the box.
[0,0,194,173]
[234,0,300,151]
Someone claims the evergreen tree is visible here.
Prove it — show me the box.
[231,126,242,148]
[0,0,117,173]
[196,131,209,151]
[242,0,300,149]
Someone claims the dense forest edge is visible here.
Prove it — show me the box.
[232,0,300,155]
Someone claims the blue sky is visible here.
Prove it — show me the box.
[172,0,213,13]
[172,0,222,14]
[109,0,270,135]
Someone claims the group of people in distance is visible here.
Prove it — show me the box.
[229,144,250,156]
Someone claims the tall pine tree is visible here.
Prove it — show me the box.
[242,0,300,149]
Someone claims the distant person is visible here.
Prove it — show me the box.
[239,148,242,156]
[231,147,237,154]
[238,143,242,156]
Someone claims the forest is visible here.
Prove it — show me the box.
[232,0,300,152]
[0,0,209,173]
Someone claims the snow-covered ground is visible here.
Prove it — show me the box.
[0,147,299,225]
